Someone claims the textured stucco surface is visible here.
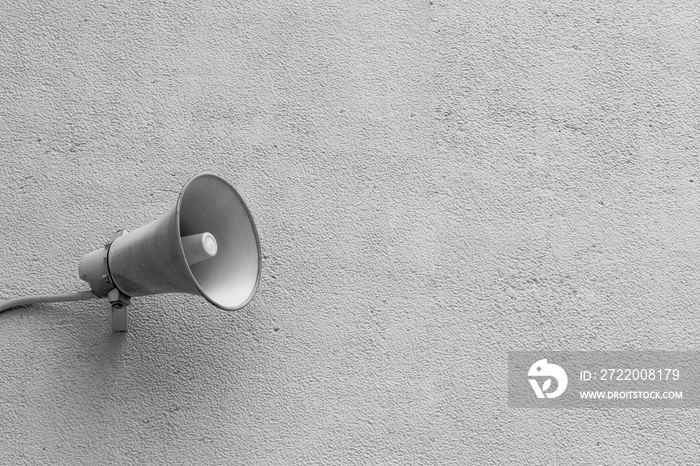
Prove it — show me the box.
[2,1,700,464]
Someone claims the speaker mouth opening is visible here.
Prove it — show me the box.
[176,173,262,311]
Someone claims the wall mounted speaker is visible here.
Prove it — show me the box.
[1,173,262,332]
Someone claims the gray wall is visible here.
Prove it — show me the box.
[1,1,699,464]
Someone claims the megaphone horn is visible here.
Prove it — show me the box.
[0,173,262,332]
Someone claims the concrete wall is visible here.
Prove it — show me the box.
[1,1,699,464]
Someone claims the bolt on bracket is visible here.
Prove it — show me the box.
[108,288,131,332]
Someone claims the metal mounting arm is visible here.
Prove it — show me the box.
[108,289,130,332]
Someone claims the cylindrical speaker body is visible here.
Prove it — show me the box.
[78,246,112,297]
[107,206,199,297]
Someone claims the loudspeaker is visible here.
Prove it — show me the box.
[79,173,261,311]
